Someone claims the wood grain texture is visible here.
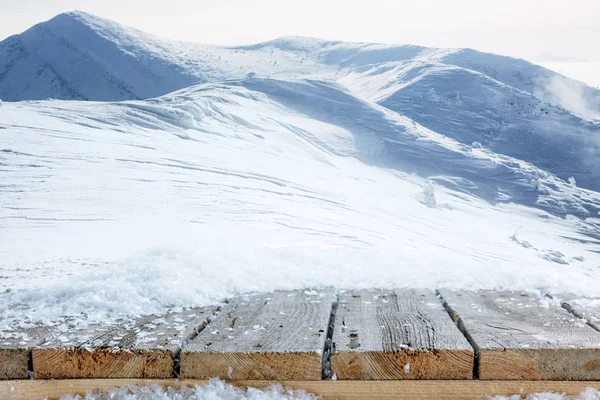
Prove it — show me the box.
[32,307,216,379]
[180,289,334,380]
[331,289,473,380]
[0,326,52,379]
[3,379,600,400]
[439,290,600,380]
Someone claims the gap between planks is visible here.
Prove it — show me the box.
[3,379,600,400]
[438,290,600,380]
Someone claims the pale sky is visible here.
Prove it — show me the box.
[1,0,599,60]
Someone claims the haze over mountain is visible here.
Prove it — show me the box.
[1,12,600,334]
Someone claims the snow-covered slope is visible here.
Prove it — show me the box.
[1,79,599,331]
[347,63,600,190]
[2,12,599,190]
[0,12,199,101]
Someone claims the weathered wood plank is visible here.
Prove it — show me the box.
[439,290,600,380]
[180,289,334,380]
[561,297,600,332]
[3,379,600,400]
[0,325,53,379]
[32,307,216,379]
[330,289,473,380]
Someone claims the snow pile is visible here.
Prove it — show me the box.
[57,379,319,400]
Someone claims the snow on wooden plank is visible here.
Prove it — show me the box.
[180,289,334,380]
[439,290,600,380]
[31,307,217,379]
[0,325,55,379]
[330,289,474,380]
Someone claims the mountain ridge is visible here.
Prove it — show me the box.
[1,12,599,191]
[2,12,599,107]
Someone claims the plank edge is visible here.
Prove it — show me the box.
[3,379,600,400]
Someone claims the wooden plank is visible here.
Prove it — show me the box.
[561,297,600,332]
[439,289,600,380]
[330,289,473,380]
[180,289,334,380]
[32,306,217,379]
[0,325,53,379]
[3,379,600,400]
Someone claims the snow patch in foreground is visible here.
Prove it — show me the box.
[490,388,600,400]
[58,378,318,400]
[53,379,600,400]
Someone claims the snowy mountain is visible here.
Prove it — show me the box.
[2,11,600,114]
[1,12,600,333]
[2,11,599,189]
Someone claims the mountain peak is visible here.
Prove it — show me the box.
[44,10,111,27]
[57,10,97,19]
[36,10,138,39]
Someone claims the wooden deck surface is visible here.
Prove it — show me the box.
[331,289,473,380]
[439,290,600,380]
[2,288,600,397]
[180,289,334,380]
[31,307,217,379]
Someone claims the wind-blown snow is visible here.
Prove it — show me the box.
[1,77,599,332]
